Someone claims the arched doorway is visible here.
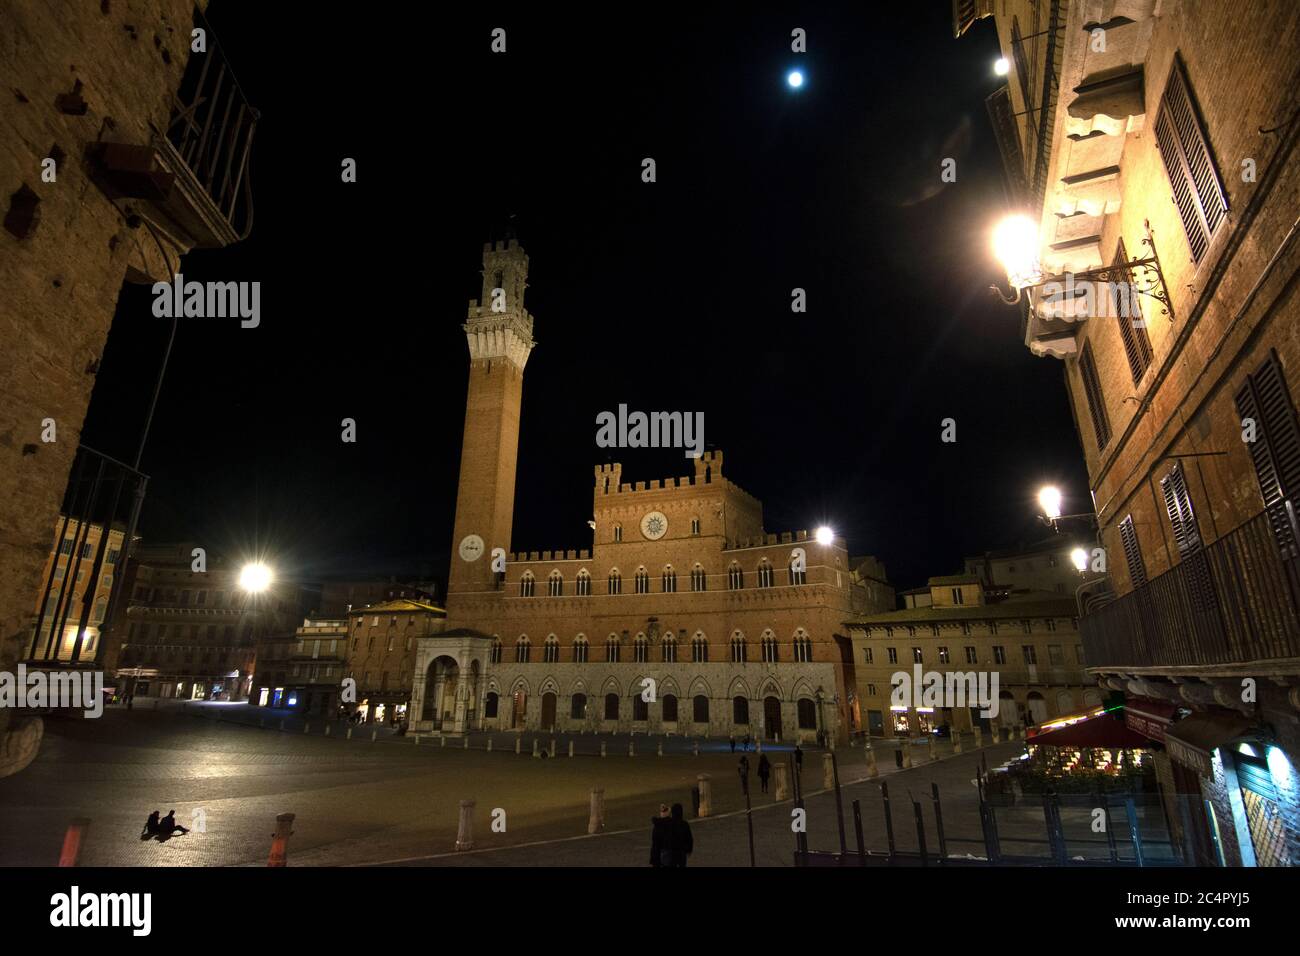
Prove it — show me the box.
[1026,692,1048,725]
[998,691,1017,728]
[422,656,459,729]
[541,692,557,730]
[511,689,528,728]
[763,696,782,739]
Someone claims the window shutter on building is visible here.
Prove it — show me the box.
[1078,341,1112,449]
[1113,239,1153,384]
[1153,57,1227,263]
[1234,350,1300,559]
[1119,514,1147,588]
[1160,462,1217,612]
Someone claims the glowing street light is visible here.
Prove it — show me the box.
[1071,547,1090,573]
[1038,485,1063,521]
[992,214,1043,291]
[994,57,1010,76]
[786,69,804,89]
[239,562,273,593]
[814,525,834,546]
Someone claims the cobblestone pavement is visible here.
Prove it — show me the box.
[0,705,1096,867]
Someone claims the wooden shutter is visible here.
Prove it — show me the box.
[1234,350,1300,559]
[1119,514,1148,588]
[1113,239,1153,383]
[1153,57,1228,263]
[1078,341,1112,449]
[1161,463,1217,612]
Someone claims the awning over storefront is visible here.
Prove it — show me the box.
[1163,712,1254,777]
[1026,712,1151,749]
[1125,696,1177,743]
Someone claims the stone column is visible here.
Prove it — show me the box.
[588,789,605,833]
[455,800,475,851]
[928,735,937,761]
[822,752,835,789]
[774,762,789,800]
[865,744,878,778]
[697,774,712,817]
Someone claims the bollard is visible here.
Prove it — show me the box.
[588,788,605,833]
[1018,725,1026,741]
[533,739,540,758]
[58,818,91,867]
[952,731,962,754]
[657,741,663,757]
[629,739,635,757]
[487,737,493,752]
[440,735,446,748]
[992,725,1002,744]
[515,737,521,755]
[346,727,353,740]
[774,762,789,800]
[697,774,713,817]
[973,726,983,748]
[278,719,285,731]
[464,735,469,749]
[568,740,575,758]
[550,739,556,757]
[822,752,835,790]
[600,741,607,757]
[902,744,913,769]
[928,735,937,762]
[371,729,378,743]
[865,744,879,778]
[304,722,310,734]
[413,734,420,745]
[267,812,295,867]
[756,738,763,755]
[693,740,700,756]
[455,800,476,851]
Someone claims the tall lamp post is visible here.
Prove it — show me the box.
[239,562,273,705]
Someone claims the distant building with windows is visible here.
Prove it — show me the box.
[341,599,446,725]
[249,617,350,717]
[847,542,1094,737]
[408,240,895,743]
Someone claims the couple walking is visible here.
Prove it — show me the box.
[649,803,693,867]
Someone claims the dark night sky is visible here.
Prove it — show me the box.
[81,3,1090,596]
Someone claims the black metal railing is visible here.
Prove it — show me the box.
[27,446,148,667]
[1082,509,1300,669]
[164,7,257,239]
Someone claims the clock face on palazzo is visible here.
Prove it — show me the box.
[640,511,668,541]
[458,534,485,562]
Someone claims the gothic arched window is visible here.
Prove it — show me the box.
[547,570,563,597]
[520,572,535,598]
[691,564,706,591]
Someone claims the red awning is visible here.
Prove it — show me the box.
[1027,713,1152,749]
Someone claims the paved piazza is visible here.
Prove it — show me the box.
[0,704,1136,866]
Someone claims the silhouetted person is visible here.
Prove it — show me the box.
[729,735,735,753]
[743,734,751,752]
[160,810,189,836]
[140,811,160,840]
[758,753,771,793]
[739,754,750,780]
[795,744,804,773]
[668,803,693,867]
[649,804,671,867]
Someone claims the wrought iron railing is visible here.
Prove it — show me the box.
[26,446,148,667]
[164,7,257,239]
[1081,509,1300,669]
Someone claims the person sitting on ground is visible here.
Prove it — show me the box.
[140,810,160,840]
[159,810,190,836]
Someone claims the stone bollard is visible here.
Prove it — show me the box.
[267,813,295,867]
[413,734,420,745]
[58,817,91,867]
[487,737,493,752]
[515,737,521,755]
[693,740,700,756]
[952,731,962,754]
[346,727,353,740]
[440,735,446,748]
[902,744,913,769]
[324,724,331,736]
[303,722,310,734]
[1018,725,1026,741]
[371,729,378,743]
[823,752,835,790]
[928,736,937,761]
[973,726,983,748]
[774,763,789,800]
[550,739,556,757]
[697,774,713,817]
[657,741,663,757]
[533,739,540,758]
[600,741,607,758]
[588,788,605,833]
[865,745,879,778]
[455,800,475,851]
[629,739,635,757]
[278,719,285,731]
[992,725,1001,744]
[568,740,575,758]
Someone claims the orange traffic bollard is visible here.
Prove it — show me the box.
[267,812,295,867]
[58,817,91,867]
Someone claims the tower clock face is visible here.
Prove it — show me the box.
[458,534,485,562]
[640,511,668,541]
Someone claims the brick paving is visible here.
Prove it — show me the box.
[0,705,1168,866]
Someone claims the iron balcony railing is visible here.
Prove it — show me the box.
[1081,509,1300,670]
[163,6,257,240]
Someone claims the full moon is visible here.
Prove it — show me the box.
[787,70,804,89]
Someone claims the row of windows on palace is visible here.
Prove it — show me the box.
[488,632,818,664]
[862,617,1077,638]
[478,691,821,729]
[862,642,1085,668]
[514,562,810,597]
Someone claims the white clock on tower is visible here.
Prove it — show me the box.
[640,511,668,540]
[458,534,485,562]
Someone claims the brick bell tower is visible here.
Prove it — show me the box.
[447,237,535,604]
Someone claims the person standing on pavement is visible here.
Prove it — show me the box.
[649,804,672,867]
[757,753,771,793]
[729,735,736,753]
[794,744,804,773]
[668,803,693,867]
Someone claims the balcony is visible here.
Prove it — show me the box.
[1081,510,1300,672]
